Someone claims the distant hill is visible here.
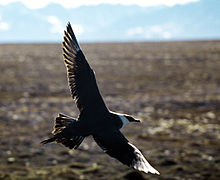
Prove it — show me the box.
[0,0,219,42]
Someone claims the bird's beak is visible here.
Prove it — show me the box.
[133,119,141,123]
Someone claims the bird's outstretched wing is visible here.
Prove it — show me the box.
[62,23,107,112]
[93,131,160,175]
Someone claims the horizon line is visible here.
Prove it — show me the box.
[1,38,220,45]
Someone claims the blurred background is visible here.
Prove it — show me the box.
[0,0,219,43]
[0,0,220,180]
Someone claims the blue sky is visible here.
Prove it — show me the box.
[0,0,200,9]
[0,0,219,43]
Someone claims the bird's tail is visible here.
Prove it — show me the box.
[41,113,85,149]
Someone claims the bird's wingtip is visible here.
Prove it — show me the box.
[66,22,72,31]
[141,167,160,175]
[64,21,81,51]
[146,164,160,175]
[67,21,71,27]
[152,169,160,175]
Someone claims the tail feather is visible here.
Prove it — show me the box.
[41,137,57,145]
[41,113,85,149]
[52,113,75,135]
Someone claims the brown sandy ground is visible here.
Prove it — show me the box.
[0,41,220,179]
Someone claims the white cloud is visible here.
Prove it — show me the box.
[126,24,179,39]
[126,27,144,36]
[0,22,10,30]
[47,16,63,34]
[0,15,10,31]
[149,25,172,39]
[163,32,171,39]
[47,16,83,35]
[0,0,200,9]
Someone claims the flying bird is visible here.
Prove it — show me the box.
[41,22,160,175]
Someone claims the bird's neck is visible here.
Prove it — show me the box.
[118,115,130,129]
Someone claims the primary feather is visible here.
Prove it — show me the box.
[62,23,107,113]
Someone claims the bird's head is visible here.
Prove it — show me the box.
[119,114,141,129]
[124,114,141,123]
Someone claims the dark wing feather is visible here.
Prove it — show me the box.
[93,131,160,175]
[62,22,107,112]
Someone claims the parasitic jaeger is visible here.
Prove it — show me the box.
[41,22,160,175]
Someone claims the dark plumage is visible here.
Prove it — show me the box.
[41,22,159,175]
